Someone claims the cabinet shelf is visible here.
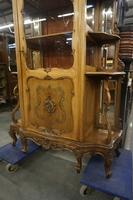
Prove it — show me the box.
[0,76,5,79]
[0,86,6,89]
[27,31,72,46]
[87,32,120,45]
[85,71,125,78]
[85,129,122,146]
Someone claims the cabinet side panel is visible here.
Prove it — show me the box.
[83,78,96,137]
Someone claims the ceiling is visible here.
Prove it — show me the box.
[0,0,132,33]
[0,0,12,25]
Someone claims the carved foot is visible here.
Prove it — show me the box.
[9,124,18,146]
[115,148,121,157]
[74,152,82,173]
[104,156,112,178]
[21,138,28,153]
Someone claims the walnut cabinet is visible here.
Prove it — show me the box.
[10,0,124,177]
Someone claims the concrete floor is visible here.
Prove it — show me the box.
[0,110,132,200]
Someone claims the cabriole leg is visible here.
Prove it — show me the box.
[9,124,18,146]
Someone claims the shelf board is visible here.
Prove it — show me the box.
[0,76,5,79]
[0,86,6,89]
[0,63,7,65]
[85,129,122,147]
[27,31,72,47]
[87,32,120,45]
[85,71,125,78]
[11,71,18,75]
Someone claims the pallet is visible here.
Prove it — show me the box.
[0,139,39,172]
[80,149,132,200]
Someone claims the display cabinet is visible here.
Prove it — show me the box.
[0,36,9,104]
[10,0,124,177]
[119,28,133,144]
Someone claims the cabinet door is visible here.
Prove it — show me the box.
[27,77,74,135]
[24,0,74,69]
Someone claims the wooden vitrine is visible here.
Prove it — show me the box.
[0,36,9,104]
[10,0,124,177]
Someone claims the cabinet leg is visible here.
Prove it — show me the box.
[115,148,121,157]
[75,152,82,173]
[9,125,17,146]
[104,156,112,178]
[21,138,28,153]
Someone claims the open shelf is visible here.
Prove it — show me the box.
[85,129,122,146]
[87,32,120,45]
[26,31,72,47]
[85,71,125,77]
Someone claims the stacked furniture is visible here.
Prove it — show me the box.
[10,0,125,177]
[0,36,9,104]
[119,28,133,143]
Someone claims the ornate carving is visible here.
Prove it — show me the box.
[104,153,113,178]
[9,123,18,146]
[9,84,20,146]
[44,96,56,113]
[11,126,122,178]
[36,85,66,122]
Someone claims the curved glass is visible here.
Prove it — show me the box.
[24,0,74,69]
[86,0,95,32]
[100,1,114,33]
[97,80,116,128]
[101,44,115,69]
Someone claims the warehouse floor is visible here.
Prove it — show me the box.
[0,110,132,200]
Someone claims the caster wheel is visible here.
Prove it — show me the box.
[80,185,88,196]
[6,164,19,173]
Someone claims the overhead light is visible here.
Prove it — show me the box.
[8,43,16,49]
[102,8,112,16]
[86,15,93,20]
[0,23,14,30]
[24,18,46,25]
[0,18,46,30]
[58,12,74,18]
[86,5,93,9]
[58,5,93,18]
[66,38,72,41]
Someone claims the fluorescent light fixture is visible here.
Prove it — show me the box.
[0,18,46,30]
[66,38,72,41]
[8,43,16,49]
[58,12,74,18]
[102,8,112,16]
[86,5,93,9]
[0,23,14,30]
[86,15,93,20]
[58,5,93,18]
[24,18,46,25]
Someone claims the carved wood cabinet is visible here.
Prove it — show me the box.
[10,0,124,177]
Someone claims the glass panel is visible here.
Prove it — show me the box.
[86,46,97,67]
[86,0,95,32]
[24,0,74,69]
[97,80,116,128]
[101,44,115,69]
[100,1,113,33]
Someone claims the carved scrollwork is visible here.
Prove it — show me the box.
[44,96,56,113]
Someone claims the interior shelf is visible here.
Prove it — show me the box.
[85,71,125,78]
[26,31,72,46]
[85,129,122,146]
[87,32,120,45]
